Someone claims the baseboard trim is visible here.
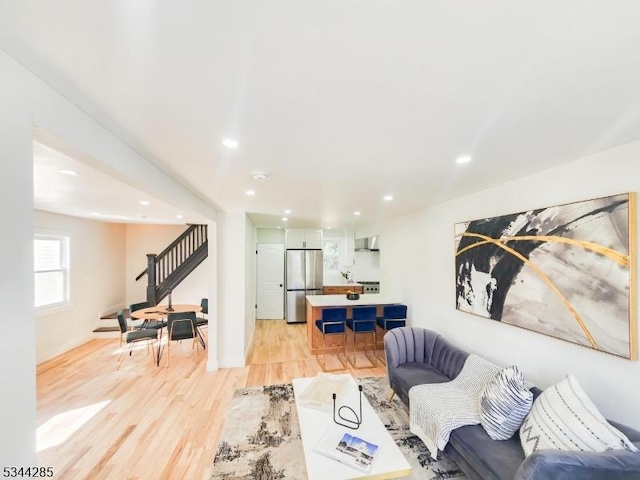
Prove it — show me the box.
[217,356,245,368]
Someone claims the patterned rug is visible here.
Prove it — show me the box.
[211,376,467,480]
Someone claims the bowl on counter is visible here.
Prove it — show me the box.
[346,292,360,300]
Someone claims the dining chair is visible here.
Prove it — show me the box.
[166,311,200,366]
[195,298,208,349]
[116,310,158,367]
[129,301,166,330]
[196,298,208,326]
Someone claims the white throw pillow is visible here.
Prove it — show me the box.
[520,375,638,456]
[480,365,533,440]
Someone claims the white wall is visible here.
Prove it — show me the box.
[206,220,219,370]
[380,139,640,429]
[245,216,257,352]
[354,251,380,282]
[35,211,125,363]
[257,228,285,244]
[0,48,219,465]
[0,55,35,465]
[216,212,247,367]
[124,223,208,306]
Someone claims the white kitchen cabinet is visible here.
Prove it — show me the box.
[285,229,323,249]
[302,230,323,249]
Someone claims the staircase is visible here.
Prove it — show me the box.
[93,224,208,334]
[138,224,208,305]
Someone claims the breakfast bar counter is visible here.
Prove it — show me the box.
[305,294,401,354]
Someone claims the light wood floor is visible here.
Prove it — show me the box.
[37,320,387,479]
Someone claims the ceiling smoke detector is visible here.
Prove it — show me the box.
[252,171,269,181]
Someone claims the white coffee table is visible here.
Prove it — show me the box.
[292,376,412,480]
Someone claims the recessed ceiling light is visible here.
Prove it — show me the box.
[91,212,100,216]
[222,139,239,149]
[456,156,472,164]
[325,227,331,230]
[282,217,288,222]
[383,195,394,201]
[59,169,78,176]
[176,214,184,219]
[284,209,292,214]
[354,211,361,216]
[245,190,256,196]
[140,200,150,206]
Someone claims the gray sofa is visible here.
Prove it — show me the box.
[384,327,640,480]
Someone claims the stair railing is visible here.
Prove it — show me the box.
[136,224,208,304]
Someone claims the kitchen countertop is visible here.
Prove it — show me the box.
[306,293,399,307]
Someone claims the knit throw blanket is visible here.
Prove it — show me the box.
[409,354,501,459]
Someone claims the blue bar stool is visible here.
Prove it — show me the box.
[376,304,407,364]
[315,307,348,371]
[346,306,377,369]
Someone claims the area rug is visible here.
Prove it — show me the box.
[210,376,467,480]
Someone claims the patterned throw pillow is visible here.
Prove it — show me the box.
[480,365,533,440]
[520,375,638,457]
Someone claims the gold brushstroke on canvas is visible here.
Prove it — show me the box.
[457,236,628,267]
[501,236,629,267]
[458,232,598,349]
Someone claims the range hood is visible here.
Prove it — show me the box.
[355,236,380,251]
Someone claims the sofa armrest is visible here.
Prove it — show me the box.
[514,448,640,480]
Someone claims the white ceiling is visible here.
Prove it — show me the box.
[4,1,640,228]
[33,142,206,224]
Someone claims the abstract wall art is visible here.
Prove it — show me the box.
[454,193,637,359]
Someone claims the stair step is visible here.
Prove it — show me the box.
[93,313,142,336]
[93,326,120,333]
[100,308,130,320]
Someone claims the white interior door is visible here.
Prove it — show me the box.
[256,244,285,319]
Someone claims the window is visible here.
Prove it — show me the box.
[323,240,340,271]
[34,234,69,309]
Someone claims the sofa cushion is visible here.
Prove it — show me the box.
[448,424,525,480]
[520,375,639,457]
[480,365,533,441]
[392,362,450,401]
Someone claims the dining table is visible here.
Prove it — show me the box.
[131,304,203,366]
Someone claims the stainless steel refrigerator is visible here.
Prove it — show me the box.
[285,249,323,323]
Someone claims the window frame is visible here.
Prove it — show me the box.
[323,239,343,272]
[34,233,70,312]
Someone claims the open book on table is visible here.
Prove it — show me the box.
[314,427,380,474]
